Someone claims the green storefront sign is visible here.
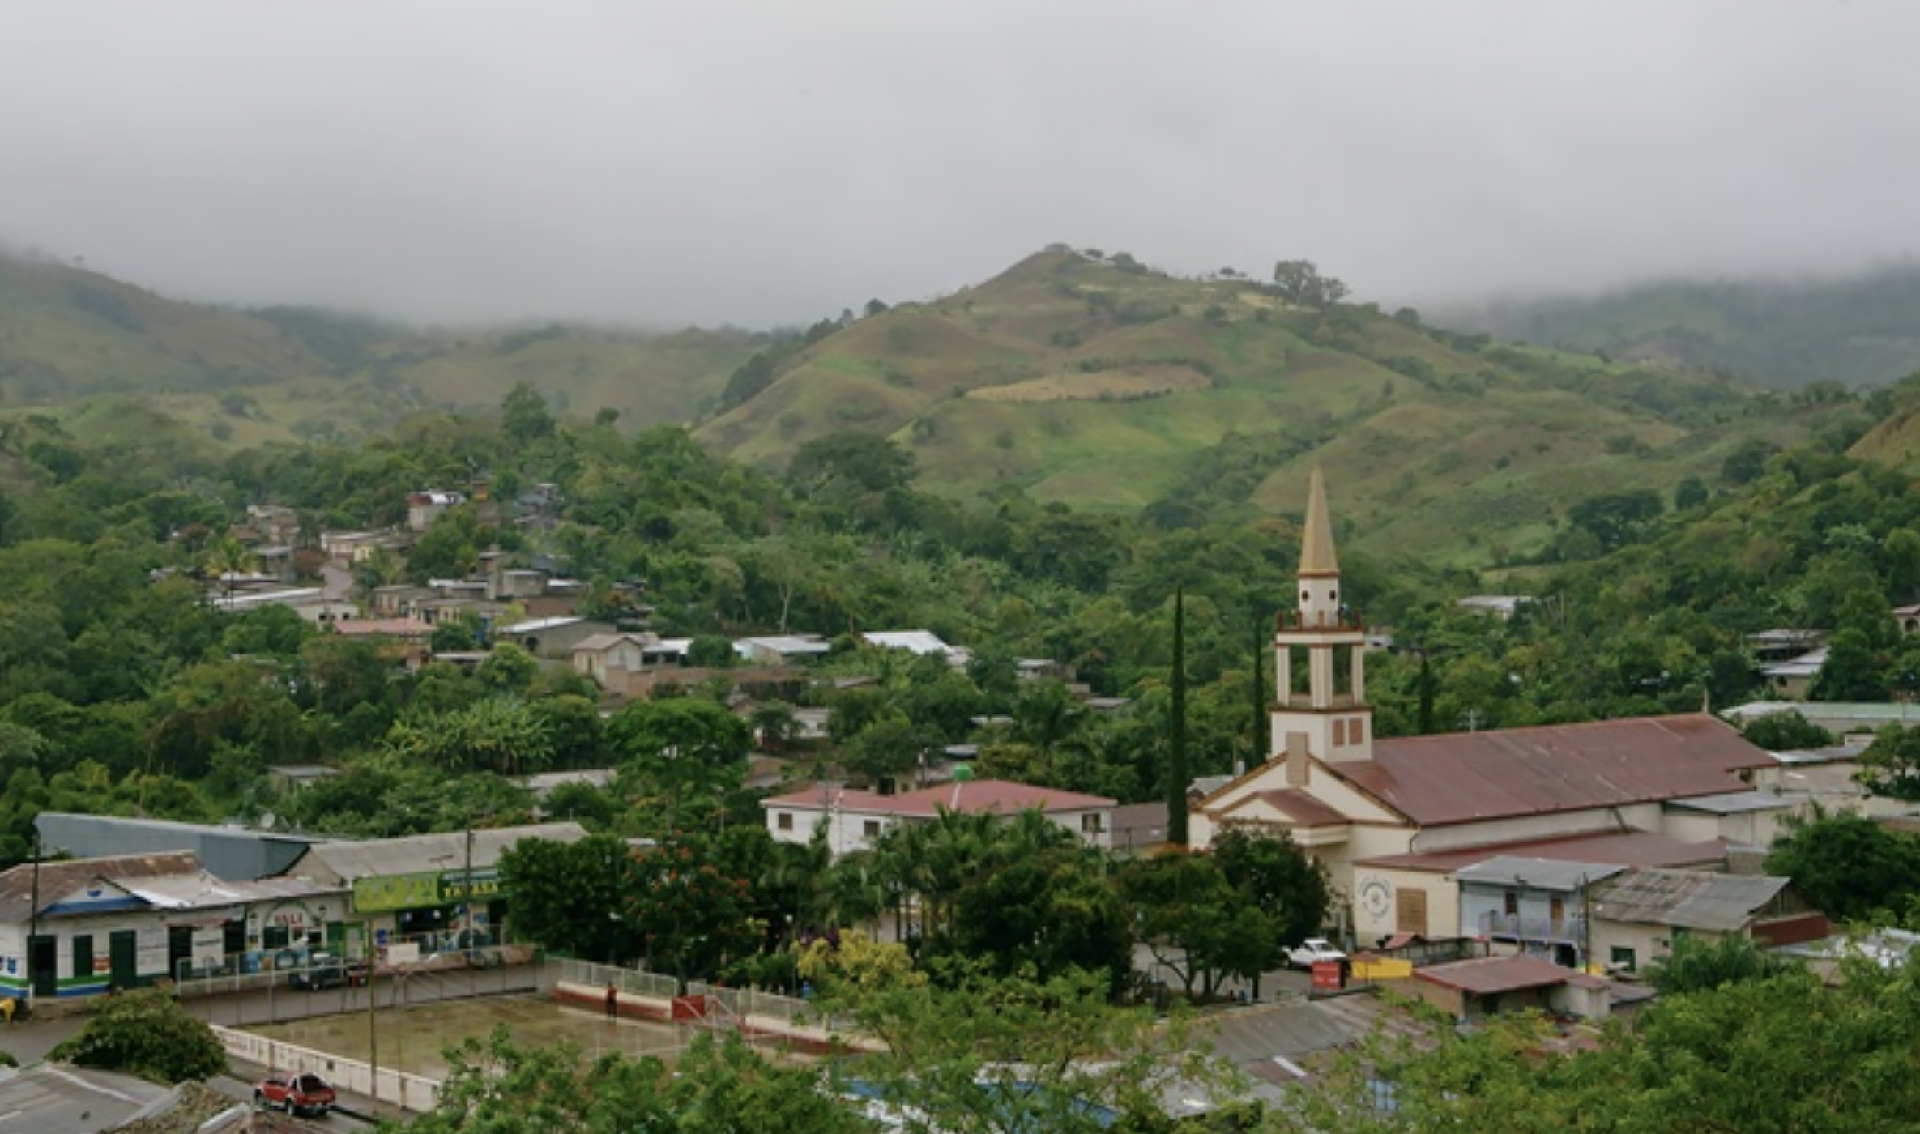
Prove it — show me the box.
[352,867,505,913]
[440,867,501,902]
[353,872,442,913]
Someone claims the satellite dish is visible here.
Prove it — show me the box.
[259,812,278,830]
[951,764,974,783]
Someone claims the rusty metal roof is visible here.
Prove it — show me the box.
[1414,953,1573,995]
[1227,790,1350,828]
[1338,714,1773,827]
[1357,829,1729,873]
[0,852,201,923]
[1591,868,1790,932]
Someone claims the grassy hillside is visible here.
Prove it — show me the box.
[0,252,759,445]
[1436,264,1920,388]
[697,247,1815,566]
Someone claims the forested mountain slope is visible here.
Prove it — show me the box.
[1438,263,1920,388]
[697,247,1820,565]
[0,251,757,445]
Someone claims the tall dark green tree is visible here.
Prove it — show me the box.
[1168,586,1189,846]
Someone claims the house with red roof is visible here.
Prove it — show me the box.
[1194,471,1789,951]
[760,779,1118,858]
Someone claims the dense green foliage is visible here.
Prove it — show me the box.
[1311,955,1920,1134]
[47,989,227,1083]
[1765,810,1920,922]
[393,1027,871,1134]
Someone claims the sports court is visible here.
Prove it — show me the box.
[248,993,815,1080]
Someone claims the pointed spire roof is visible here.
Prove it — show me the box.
[1300,467,1339,576]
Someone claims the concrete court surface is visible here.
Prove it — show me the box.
[251,993,720,1080]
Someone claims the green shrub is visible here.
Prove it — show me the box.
[48,989,226,1083]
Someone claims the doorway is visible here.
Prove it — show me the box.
[28,935,57,998]
[108,930,137,991]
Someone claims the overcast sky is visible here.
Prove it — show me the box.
[4,1,1917,327]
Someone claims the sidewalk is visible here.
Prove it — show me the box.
[0,1011,88,1066]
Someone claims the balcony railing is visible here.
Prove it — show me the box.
[1479,911,1585,943]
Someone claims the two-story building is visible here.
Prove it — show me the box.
[761,779,1117,859]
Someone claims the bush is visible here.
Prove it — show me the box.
[48,989,226,1083]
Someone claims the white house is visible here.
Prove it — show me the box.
[1194,470,1780,945]
[761,779,1117,858]
[0,852,340,1004]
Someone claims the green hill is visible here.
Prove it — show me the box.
[696,247,1820,566]
[1435,264,1920,388]
[0,252,759,445]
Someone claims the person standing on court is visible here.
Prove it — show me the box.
[605,982,618,1018]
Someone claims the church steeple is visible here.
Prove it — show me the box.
[1300,466,1339,578]
[1273,470,1372,766]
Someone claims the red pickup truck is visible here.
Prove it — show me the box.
[254,1071,338,1117]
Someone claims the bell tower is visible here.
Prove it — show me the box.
[1273,468,1372,767]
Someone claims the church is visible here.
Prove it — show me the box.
[1192,470,1783,947]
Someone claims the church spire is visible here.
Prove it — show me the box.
[1300,466,1339,578]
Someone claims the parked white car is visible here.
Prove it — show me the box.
[1287,938,1347,969]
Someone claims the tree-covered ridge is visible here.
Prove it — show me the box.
[694,247,1847,566]
[1442,261,1920,388]
[0,249,760,450]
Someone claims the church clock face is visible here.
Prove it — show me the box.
[1359,877,1392,920]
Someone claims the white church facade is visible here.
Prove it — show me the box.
[1193,470,1783,949]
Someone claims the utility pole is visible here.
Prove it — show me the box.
[26,831,40,1015]
[464,821,477,998]
[367,955,379,1109]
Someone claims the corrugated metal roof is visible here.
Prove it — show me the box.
[1414,953,1573,995]
[1339,714,1773,827]
[1453,856,1626,891]
[0,852,201,922]
[1358,829,1728,873]
[285,823,589,885]
[499,615,587,634]
[862,630,952,655]
[1591,868,1790,932]
[118,872,336,910]
[762,779,1113,817]
[1664,789,1814,815]
[572,631,657,653]
[1225,790,1350,828]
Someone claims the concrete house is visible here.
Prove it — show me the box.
[572,631,660,686]
[497,615,615,660]
[1586,867,1826,975]
[407,491,465,531]
[0,852,340,1004]
[761,779,1117,859]
[1453,856,1625,971]
[1194,471,1780,945]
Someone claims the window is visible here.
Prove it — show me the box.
[862,820,881,840]
[1503,890,1519,917]
[1350,718,1365,743]
[776,812,794,831]
[1332,719,1347,746]
[1610,946,1637,972]
[263,925,290,951]
[1081,813,1104,834]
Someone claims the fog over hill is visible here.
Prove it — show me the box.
[4,1,1919,327]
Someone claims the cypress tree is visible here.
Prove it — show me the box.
[1169,586,1189,846]
[1250,614,1267,769]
